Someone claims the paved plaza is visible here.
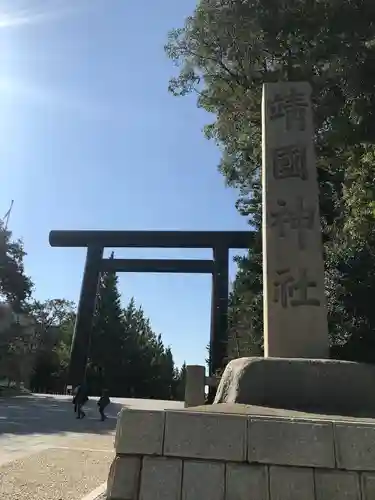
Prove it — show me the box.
[0,394,183,499]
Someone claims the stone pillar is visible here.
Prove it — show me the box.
[184,365,206,407]
[208,246,229,402]
[68,245,103,387]
[262,82,328,358]
[210,246,229,376]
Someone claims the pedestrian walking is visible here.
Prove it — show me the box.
[72,384,88,419]
[97,389,110,421]
[72,385,80,415]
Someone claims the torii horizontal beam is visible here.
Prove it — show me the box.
[101,258,214,274]
[49,230,252,249]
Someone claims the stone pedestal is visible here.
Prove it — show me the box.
[214,357,375,417]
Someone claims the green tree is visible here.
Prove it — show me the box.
[83,253,181,398]
[166,0,375,362]
[173,361,186,401]
[123,299,178,399]
[89,257,126,395]
[0,307,39,387]
[0,222,33,311]
[28,299,75,332]
[0,222,35,386]
[29,299,75,393]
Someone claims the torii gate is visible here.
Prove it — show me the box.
[49,230,252,393]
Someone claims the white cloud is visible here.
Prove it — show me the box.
[0,0,93,29]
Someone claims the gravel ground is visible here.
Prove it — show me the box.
[0,394,179,499]
[0,448,113,500]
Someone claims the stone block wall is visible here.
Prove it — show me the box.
[107,408,375,499]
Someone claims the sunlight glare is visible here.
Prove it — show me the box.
[0,1,110,121]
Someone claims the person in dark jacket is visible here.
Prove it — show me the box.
[73,384,88,419]
[97,389,110,421]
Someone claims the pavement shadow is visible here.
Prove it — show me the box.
[0,394,126,437]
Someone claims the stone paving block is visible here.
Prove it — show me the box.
[164,410,247,461]
[362,474,375,500]
[225,463,268,500]
[115,409,165,455]
[107,456,141,500]
[314,470,361,500]
[269,465,314,500]
[139,456,182,500]
[335,423,375,471]
[248,418,335,468]
[182,460,224,500]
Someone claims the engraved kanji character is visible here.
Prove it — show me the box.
[273,268,321,308]
[270,197,315,250]
[268,88,308,131]
[273,144,308,181]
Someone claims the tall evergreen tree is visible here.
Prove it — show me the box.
[123,299,176,399]
[89,253,126,395]
[166,0,375,362]
[174,361,187,401]
[88,265,180,398]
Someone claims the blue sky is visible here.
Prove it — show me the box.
[0,0,249,368]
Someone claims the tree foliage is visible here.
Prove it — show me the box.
[0,308,38,387]
[88,261,182,399]
[166,0,375,362]
[0,220,36,385]
[0,222,33,310]
[29,299,75,393]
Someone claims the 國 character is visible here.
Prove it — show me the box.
[272,144,308,181]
